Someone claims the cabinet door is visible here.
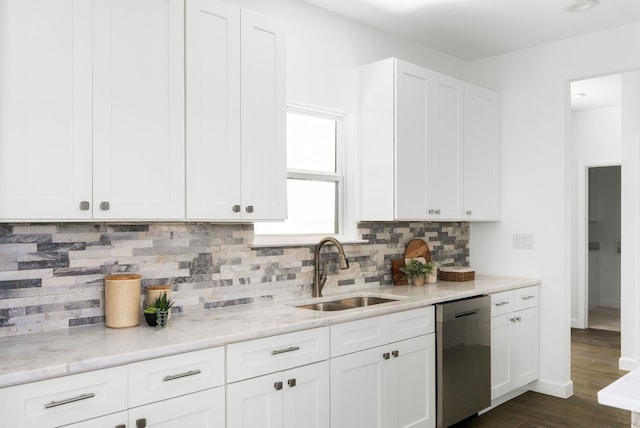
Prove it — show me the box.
[463,84,500,220]
[283,361,330,428]
[426,72,464,220]
[394,60,430,220]
[62,411,127,428]
[186,0,242,220]
[490,313,513,400]
[0,0,92,220]
[240,9,287,220]
[390,335,436,428]
[227,373,283,428]
[128,387,224,428]
[330,345,388,428]
[92,0,185,220]
[511,307,539,390]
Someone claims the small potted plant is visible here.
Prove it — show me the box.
[144,293,175,328]
[400,259,437,286]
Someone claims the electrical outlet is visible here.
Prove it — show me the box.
[513,233,534,249]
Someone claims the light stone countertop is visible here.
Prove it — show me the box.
[598,367,640,413]
[0,275,540,389]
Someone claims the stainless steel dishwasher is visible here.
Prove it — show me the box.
[436,295,491,427]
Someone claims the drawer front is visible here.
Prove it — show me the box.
[0,366,127,428]
[331,314,388,357]
[128,346,225,407]
[514,286,539,311]
[388,306,434,342]
[491,290,514,316]
[227,327,329,383]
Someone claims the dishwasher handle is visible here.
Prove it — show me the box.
[455,309,479,318]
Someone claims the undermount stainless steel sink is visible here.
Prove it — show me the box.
[295,296,398,311]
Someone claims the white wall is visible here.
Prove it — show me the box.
[570,106,621,327]
[467,24,640,396]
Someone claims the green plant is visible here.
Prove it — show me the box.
[144,293,174,327]
[400,259,437,279]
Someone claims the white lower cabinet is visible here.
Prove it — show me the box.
[330,307,436,428]
[63,411,128,428]
[490,286,540,400]
[128,387,225,428]
[226,360,329,428]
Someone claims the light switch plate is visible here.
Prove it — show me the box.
[513,233,534,249]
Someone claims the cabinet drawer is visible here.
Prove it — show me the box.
[128,346,225,407]
[227,327,329,383]
[0,366,127,428]
[331,314,388,357]
[388,306,434,343]
[514,286,539,311]
[490,290,514,316]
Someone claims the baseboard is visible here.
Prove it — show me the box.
[479,386,530,415]
[619,357,638,372]
[530,378,573,398]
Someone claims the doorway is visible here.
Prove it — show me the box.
[586,165,621,331]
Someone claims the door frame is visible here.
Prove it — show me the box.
[575,161,621,329]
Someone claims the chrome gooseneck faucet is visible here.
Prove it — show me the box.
[313,237,350,298]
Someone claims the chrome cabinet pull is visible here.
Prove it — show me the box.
[510,317,516,323]
[521,295,535,300]
[515,316,522,322]
[288,378,297,387]
[435,209,441,214]
[232,204,241,213]
[271,346,300,355]
[428,209,435,214]
[79,201,90,210]
[383,352,390,360]
[45,392,95,409]
[100,201,110,211]
[392,350,399,358]
[163,369,201,382]
[136,418,147,428]
[466,210,472,215]
[494,301,510,307]
[115,425,126,428]
[245,205,254,213]
[274,381,283,391]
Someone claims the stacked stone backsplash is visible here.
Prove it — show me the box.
[0,221,469,336]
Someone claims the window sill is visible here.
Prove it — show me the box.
[251,234,367,248]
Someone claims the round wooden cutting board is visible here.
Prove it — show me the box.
[404,238,431,262]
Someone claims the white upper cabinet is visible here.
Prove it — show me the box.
[92,0,185,220]
[0,0,92,220]
[0,0,185,221]
[186,0,286,220]
[359,57,499,222]
[463,84,501,221]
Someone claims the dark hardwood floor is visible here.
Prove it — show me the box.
[453,328,630,427]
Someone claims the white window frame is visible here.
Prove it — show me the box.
[253,103,348,245]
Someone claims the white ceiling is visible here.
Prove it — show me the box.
[571,74,621,111]
[303,0,640,60]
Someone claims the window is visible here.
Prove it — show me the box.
[255,104,344,236]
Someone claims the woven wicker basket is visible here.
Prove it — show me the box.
[438,267,475,282]
[105,274,141,328]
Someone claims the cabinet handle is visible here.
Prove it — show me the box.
[245,205,254,213]
[232,204,241,213]
[274,381,283,391]
[115,425,126,428]
[521,295,536,300]
[466,210,472,215]
[136,418,147,428]
[383,352,390,360]
[288,378,297,387]
[515,316,522,322]
[271,346,300,355]
[428,209,435,214]
[45,392,95,409]
[100,201,110,211]
[392,350,399,358]
[79,201,90,211]
[435,209,441,214]
[163,369,201,382]
[494,301,510,307]
[510,317,516,323]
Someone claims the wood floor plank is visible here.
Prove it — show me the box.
[453,329,630,427]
